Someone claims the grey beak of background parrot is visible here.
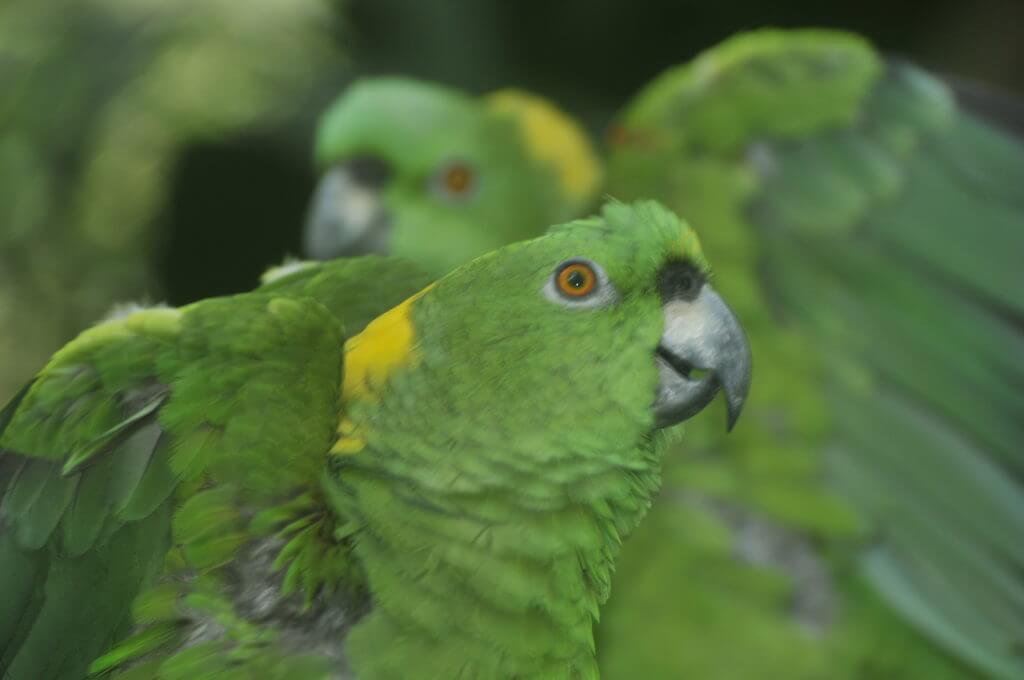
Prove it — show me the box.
[302,157,392,260]
[652,285,752,430]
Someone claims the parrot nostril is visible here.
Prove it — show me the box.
[344,155,392,189]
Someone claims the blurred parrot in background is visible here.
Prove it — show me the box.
[0,201,751,680]
[302,76,603,275]
[0,0,343,403]
[302,29,1024,679]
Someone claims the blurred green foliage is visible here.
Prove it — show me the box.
[0,0,346,401]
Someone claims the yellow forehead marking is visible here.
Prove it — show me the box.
[677,228,704,260]
[485,89,602,205]
[660,210,707,265]
[341,283,434,404]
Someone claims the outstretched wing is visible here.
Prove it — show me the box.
[0,293,344,680]
[609,29,1024,679]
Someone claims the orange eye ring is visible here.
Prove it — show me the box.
[433,160,476,200]
[442,165,468,192]
[556,262,597,298]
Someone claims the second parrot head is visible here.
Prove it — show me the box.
[305,77,601,276]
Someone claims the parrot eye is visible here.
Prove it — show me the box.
[544,258,617,308]
[556,262,596,297]
[432,160,477,201]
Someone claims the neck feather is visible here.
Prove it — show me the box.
[329,426,665,679]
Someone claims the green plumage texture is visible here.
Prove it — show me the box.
[259,256,435,331]
[1,293,346,680]
[1,203,716,679]
[308,28,1024,678]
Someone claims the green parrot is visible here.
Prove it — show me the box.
[0,201,751,680]
[303,77,603,275]
[302,29,1024,679]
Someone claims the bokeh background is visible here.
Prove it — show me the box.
[1,0,1022,401]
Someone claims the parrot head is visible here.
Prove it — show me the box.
[336,201,750,679]
[344,200,751,441]
[305,77,602,276]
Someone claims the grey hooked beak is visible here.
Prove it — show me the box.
[302,157,392,260]
[652,285,752,430]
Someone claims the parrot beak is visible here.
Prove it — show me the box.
[302,156,392,260]
[652,284,751,431]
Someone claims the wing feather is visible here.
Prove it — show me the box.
[609,29,1024,677]
[0,292,345,679]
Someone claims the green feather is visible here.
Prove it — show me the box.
[15,465,76,550]
[2,460,53,524]
[87,621,182,675]
[61,388,167,477]
[118,437,178,521]
[0,531,47,671]
[5,505,171,680]
[0,381,34,440]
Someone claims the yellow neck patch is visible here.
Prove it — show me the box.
[485,89,602,206]
[333,284,434,455]
[341,283,434,404]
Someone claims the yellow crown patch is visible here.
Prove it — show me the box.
[486,90,602,207]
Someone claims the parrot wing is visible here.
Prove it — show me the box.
[0,292,346,680]
[608,28,1024,679]
[258,255,433,335]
